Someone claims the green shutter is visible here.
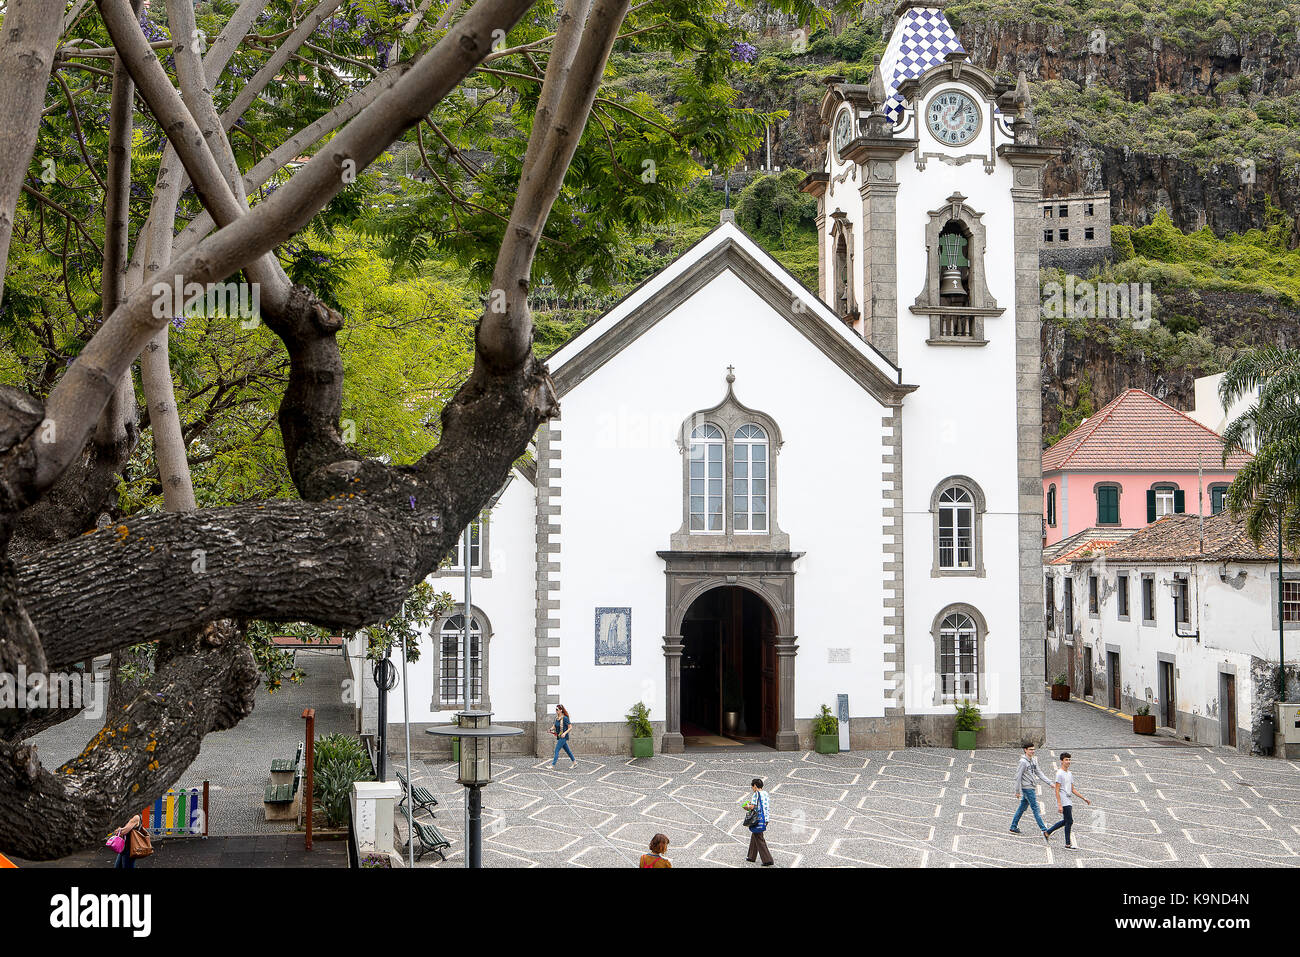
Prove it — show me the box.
[1174,489,1185,513]
[1097,486,1118,525]
[1146,490,1156,523]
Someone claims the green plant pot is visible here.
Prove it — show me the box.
[953,729,978,750]
[814,733,839,755]
[631,736,653,758]
[451,737,460,762]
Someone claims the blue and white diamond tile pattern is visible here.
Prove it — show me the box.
[879,6,965,122]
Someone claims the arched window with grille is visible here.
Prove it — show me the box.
[437,612,486,709]
[673,378,787,550]
[733,424,768,533]
[932,604,988,704]
[931,476,986,577]
[688,424,725,532]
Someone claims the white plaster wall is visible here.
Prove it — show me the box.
[823,108,867,330]
[388,471,538,725]
[1067,560,1300,739]
[549,265,890,726]
[892,81,1025,717]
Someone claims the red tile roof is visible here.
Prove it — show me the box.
[1075,512,1298,564]
[1042,389,1253,472]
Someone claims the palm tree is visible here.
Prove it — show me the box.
[1219,346,1300,551]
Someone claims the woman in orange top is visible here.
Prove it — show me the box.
[639,833,672,868]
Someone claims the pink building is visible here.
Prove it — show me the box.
[1042,389,1252,547]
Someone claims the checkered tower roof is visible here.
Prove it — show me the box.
[878,5,965,121]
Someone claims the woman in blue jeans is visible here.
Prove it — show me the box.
[112,814,141,869]
[549,704,576,769]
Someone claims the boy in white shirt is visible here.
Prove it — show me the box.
[1044,752,1091,848]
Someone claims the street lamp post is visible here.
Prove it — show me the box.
[426,711,521,867]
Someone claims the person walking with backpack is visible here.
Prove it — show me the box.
[742,778,774,866]
[1009,742,1056,841]
[548,704,576,769]
[1044,752,1090,849]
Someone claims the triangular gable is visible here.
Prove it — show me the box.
[547,222,914,407]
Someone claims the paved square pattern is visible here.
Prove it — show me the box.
[397,708,1300,868]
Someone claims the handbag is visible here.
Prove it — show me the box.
[106,834,125,854]
[127,828,154,859]
[742,806,759,829]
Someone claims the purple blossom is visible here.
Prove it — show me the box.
[729,40,758,63]
[171,315,186,331]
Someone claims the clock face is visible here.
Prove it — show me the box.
[833,109,854,160]
[926,91,981,147]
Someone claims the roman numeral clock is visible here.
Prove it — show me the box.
[926,90,981,146]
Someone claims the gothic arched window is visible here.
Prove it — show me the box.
[437,612,486,709]
[938,611,979,700]
[733,424,768,533]
[931,476,986,576]
[689,424,725,532]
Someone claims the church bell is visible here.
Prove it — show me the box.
[938,231,969,299]
[939,266,965,298]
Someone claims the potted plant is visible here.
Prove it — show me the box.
[1051,673,1071,701]
[812,704,840,754]
[626,701,654,758]
[1133,704,1156,735]
[953,699,983,750]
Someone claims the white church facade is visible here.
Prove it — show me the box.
[355,0,1050,756]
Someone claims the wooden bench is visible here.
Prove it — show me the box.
[270,743,303,778]
[405,817,451,863]
[396,770,439,818]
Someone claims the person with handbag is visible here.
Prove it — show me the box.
[109,814,142,869]
[548,703,576,769]
[741,778,774,866]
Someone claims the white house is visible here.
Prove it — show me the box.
[358,0,1049,757]
[1047,512,1300,752]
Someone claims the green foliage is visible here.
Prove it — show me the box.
[1136,704,1151,716]
[626,701,654,738]
[1053,673,1069,686]
[313,733,375,829]
[734,169,818,249]
[1218,346,1300,552]
[353,581,455,664]
[953,699,983,733]
[1047,372,1095,447]
[812,703,839,736]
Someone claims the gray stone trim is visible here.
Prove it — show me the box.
[929,473,987,578]
[859,160,900,361]
[1140,572,1156,626]
[881,411,905,716]
[670,377,789,551]
[533,423,562,756]
[656,550,802,751]
[429,604,493,712]
[829,212,858,322]
[1116,571,1131,621]
[550,233,914,406]
[929,602,989,706]
[1007,149,1050,744]
[910,193,1004,347]
[1269,572,1300,631]
[430,510,493,579]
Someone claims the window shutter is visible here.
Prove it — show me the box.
[1174,489,1186,513]
[1146,490,1156,523]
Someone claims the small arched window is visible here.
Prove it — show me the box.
[938,485,974,569]
[733,424,768,533]
[439,614,484,708]
[939,612,979,701]
[689,424,725,532]
[937,221,970,307]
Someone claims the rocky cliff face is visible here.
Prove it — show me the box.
[733,15,1300,243]
[1041,288,1300,439]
